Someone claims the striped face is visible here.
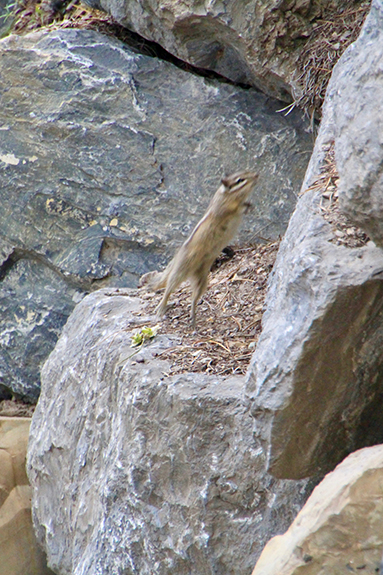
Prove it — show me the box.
[220,171,258,201]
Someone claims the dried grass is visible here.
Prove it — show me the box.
[5,0,162,56]
[294,2,371,117]
[6,0,108,34]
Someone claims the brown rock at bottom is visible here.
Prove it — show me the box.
[0,417,53,575]
[252,444,383,575]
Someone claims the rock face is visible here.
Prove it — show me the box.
[333,1,383,247]
[245,0,383,480]
[25,4,383,573]
[0,417,53,575]
[81,0,364,102]
[0,28,311,401]
[27,288,312,575]
[252,445,383,575]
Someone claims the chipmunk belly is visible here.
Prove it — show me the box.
[180,211,241,277]
[211,211,243,252]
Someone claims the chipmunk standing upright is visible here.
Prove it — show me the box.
[140,170,258,326]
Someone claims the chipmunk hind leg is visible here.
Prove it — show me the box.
[190,273,209,327]
[155,265,184,318]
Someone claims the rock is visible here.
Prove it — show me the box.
[81,0,364,103]
[252,444,383,575]
[328,0,383,247]
[27,288,312,575]
[0,28,311,401]
[0,255,80,402]
[245,0,383,480]
[0,417,53,575]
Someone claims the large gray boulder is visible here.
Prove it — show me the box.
[245,0,383,480]
[81,0,366,103]
[27,288,312,575]
[0,28,312,401]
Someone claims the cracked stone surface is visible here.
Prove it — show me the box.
[0,28,312,400]
[27,288,313,575]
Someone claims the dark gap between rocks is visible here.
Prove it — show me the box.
[4,0,259,92]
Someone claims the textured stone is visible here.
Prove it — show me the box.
[81,0,360,102]
[0,417,53,575]
[246,185,383,479]
[245,0,383,480]
[27,288,312,575]
[0,28,311,401]
[252,445,383,575]
[329,0,383,247]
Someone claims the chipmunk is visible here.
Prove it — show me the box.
[140,170,258,326]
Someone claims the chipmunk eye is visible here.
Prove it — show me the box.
[235,178,246,185]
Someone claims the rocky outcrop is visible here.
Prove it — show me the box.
[0,417,53,575]
[245,0,383,480]
[27,288,313,575]
[25,2,383,573]
[252,444,383,575]
[81,0,369,103]
[0,28,311,401]
[334,2,383,247]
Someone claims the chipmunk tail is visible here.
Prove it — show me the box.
[139,270,167,291]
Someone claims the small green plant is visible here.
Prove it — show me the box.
[0,0,22,38]
[118,324,160,366]
[0,0,18,23]
[131,325,160,348]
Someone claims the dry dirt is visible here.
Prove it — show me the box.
[295,1,371,117]
[132,142,370,379]
[133,241,280,378]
